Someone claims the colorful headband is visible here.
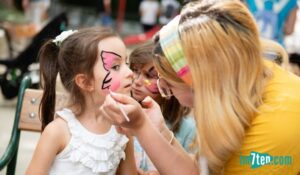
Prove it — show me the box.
[52,30,78,46]
[159,15,193,87]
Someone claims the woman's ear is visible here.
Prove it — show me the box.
[74,73,94,92]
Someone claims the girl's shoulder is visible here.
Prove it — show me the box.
[51,109,129,173]
[176,116,196,140]
[44,114,69,138]
[41,116,70,153]
[180,116,196,130]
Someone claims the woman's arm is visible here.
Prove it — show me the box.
[25,119,68,175]
[135,118,199,175]
[117,137,138,175]
[100,93,199,175]
[284,7,298,35]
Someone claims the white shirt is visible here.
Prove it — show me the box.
[139,0,160,25]
[49,108,129,175]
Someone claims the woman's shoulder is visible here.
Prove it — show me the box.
[263,60,300,102]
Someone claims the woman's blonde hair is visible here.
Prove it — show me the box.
[153,0,288,174]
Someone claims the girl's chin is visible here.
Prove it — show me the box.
[116,89,131,96]
[132,93,145,102]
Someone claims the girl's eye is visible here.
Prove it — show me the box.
[145,73,152,79]
[111,65,120,71]
[131,68,139,73]
[145,73,157,79]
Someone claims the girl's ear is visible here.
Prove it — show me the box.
[74,73,94,92]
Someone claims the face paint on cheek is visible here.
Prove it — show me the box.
[100,51,122,90]
[110,76,121,92]
[144,79,159,93]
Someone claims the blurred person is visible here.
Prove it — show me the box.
[159,0,180,25]
[96,0,113,27]
[22,0,51,30]
[139,0,160,32]
[245,0,298,46]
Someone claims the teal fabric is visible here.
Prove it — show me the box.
[134,116,197,171]
[173,116,197,153]
[246,0,298,45]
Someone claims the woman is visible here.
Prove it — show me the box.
[100,0,300,174]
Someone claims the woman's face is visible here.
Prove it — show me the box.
[157,77,194,107]
[93,36,133,97]
[131,62,160,102]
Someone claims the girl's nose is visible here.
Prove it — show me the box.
[133,73,143,86]
[125,65,134,79]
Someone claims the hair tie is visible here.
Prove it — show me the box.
[159,15,192,87]
[52,30,78,46]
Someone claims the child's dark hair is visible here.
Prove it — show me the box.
[289,53,300,67]
[39,27,117,130]
[129,41,191,132]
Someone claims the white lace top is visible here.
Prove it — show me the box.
[49,108,129,175]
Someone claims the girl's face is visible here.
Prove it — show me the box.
[131,62,160,102]
[93,37,133,97]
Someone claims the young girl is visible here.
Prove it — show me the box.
[129,42,196,171]
[26,27,138,175]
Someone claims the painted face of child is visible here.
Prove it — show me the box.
[93,37,133,96]
[131,62,159,102]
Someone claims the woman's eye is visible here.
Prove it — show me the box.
[111,65,120,71]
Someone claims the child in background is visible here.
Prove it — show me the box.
[129,42,196,171]
[26,27,138,175]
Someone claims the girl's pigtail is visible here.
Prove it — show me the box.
[38,40,59,131]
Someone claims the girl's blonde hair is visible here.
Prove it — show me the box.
[154,0,287,174]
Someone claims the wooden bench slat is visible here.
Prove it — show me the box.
[19,89,69,132]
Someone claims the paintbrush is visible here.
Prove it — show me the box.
[109,90,130,122]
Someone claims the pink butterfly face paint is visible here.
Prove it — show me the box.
[101,50,122,92]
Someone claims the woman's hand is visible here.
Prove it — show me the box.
[99,92,167,136]
[141,96,166,133]
[99,92,147,135]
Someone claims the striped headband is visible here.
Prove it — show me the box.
[159,15,192,87]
